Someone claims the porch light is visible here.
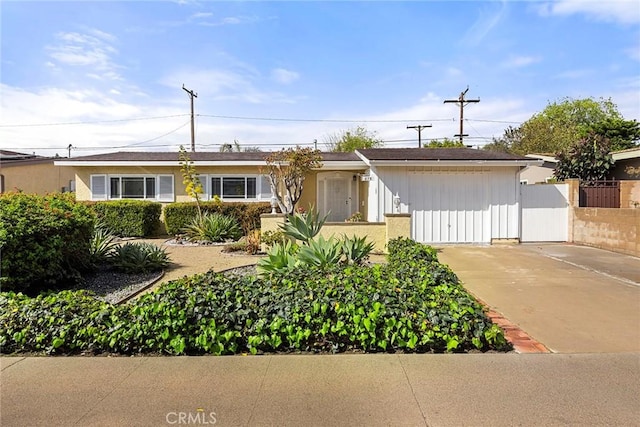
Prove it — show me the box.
[393,193,401,213]
[270,196,278,214]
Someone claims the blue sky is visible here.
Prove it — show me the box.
[1,0,639,157]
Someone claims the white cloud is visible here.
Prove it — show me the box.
[46,30,122,80]
[461,1,508,46]
[159,68,299,104]
[271,68,300,85]
[501,55,542,68]
[536,0,640,25]
[190,12,213,19]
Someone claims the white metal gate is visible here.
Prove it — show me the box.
[520,183,569,242]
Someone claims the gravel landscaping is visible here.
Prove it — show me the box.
[76,266,164,304]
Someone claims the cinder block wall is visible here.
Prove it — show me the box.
[566,179,640,257]
[572,208,639,257]
[620,181,640,208]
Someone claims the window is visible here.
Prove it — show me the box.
[91,174,173,201]
[207,175,270,201]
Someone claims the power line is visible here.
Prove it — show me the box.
[444,86,480,143]
[0,114,190,128]
[406,125,432,148]
[182,85,198,152]
[197,114,454,123]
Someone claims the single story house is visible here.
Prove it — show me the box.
[521,154,558,184]
[1,150,76,194]
[55,148,538,244]
[611,147,640,180]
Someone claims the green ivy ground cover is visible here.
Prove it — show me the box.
[0,239,510,355]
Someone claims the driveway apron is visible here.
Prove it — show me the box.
[437,244,640,353]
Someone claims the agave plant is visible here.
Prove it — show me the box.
[341,235,375,265]
[110,242,171,273]
[183,212,242,243]
[257,240,299,277]
[297,235,343,269]
[89,222,118,265]
[279,206,329,245]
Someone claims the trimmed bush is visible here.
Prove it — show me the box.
[164,202,270,236]
[89,200,161,237]
[0,239,510,355]
[0,192,94,294]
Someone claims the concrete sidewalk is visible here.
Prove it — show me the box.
[2,354,639,426]
[437,244,640,353]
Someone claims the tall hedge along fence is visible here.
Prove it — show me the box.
[86,200,162,237]
[164,202,271,236]
[0,192,94,294]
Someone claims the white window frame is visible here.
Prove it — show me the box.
[201,174,272,202]
[90,174,174,202]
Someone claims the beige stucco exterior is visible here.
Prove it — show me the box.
[259,213,411,253]
[1,160,75,194]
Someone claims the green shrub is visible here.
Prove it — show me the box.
[0,239,510,355]
[0,192,94,294]
[90,200,161,237]
[183,212,242,243]
[164,202,271,236]
[110,242,171,273]
[261,230,287,249]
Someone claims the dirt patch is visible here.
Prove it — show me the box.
[135,238,262,291]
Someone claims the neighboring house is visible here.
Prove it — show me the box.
[55,148,538,244]
[611,147,640,180]
[521,154,558,184]
[0,150,76,194]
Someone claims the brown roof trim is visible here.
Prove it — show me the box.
[357,147,530,161]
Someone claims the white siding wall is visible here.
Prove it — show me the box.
[369,165,522,242]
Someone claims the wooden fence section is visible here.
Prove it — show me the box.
[579,180,620,208]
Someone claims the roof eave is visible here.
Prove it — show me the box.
[366,160,541,167]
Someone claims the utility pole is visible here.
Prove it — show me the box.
[182,84,198,152]
[406,125,432,148]
[444,86,480,144]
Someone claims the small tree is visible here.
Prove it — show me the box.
[179,145,204,220]
[265,147,322,215]
[554,133,615,183]
[325,126,383,152]
[425,138,465,148]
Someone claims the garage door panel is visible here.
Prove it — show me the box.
[410,171,489,244]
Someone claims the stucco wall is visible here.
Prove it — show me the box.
[260,213,411,253]
[572,208,639,257]
[1,162,75,194]
[520,164,555,184]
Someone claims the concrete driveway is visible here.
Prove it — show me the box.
[437,243,640,353]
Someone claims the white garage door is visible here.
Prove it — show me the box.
[409,171,490,243]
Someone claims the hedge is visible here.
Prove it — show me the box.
[89,200,161,237]
[0,192,94,294]
[164,202,271,236]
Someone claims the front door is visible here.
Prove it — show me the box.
[317,172,357,222]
